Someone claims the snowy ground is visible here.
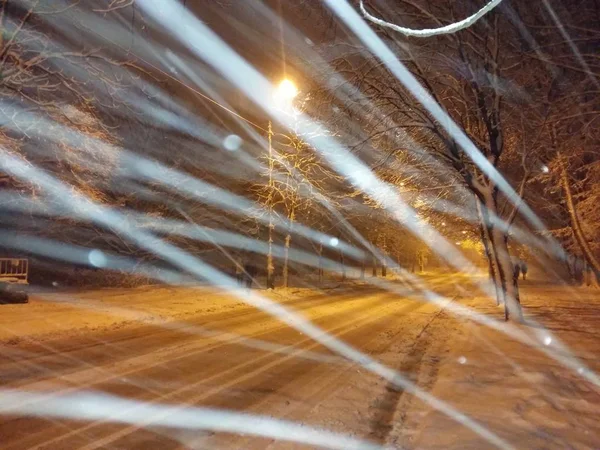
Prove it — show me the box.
[400,282,600,450]
[0,276,598,449]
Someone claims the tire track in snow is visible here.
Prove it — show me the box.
[222,300,434,449]
[368,295,456,444]
[0,290,375,391]
[28,294,404,450]
[3,292,397,450]
[0,288,365,375]
[1,292,384,449]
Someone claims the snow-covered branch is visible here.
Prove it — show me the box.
[359,0,504,38]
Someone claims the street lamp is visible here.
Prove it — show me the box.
[273,79,298,107]
[266,78,298,290]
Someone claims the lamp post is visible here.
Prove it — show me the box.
[266,79,298,290]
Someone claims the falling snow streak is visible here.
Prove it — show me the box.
[0,1,599,449]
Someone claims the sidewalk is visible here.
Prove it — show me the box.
[405,283,600,449]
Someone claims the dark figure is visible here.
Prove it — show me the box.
[244,264,258,288]
[513,262,521,284]
[521,261,528,280]
[235,260,245,286]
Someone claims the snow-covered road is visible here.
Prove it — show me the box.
[0,278,459,449]
[1,278,599,449]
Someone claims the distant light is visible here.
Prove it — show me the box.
[441,222,446,226]
[458,356,467,364]
[89,249,107,268]
[304,37,314,46]
[223,134,242,151]
[399,182,405,187]
[577,367,585,375]
[329,237,339,247]
[541,165,550,173]
[462,230,467,234]
[543,336,552,346]
[455,242,461,245]
[52,281,59,287]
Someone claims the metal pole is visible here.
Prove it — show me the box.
[267,120,275,289]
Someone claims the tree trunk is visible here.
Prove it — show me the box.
[491,225,522,321]
[561,165,600,286]
[318,242,323,284]
[567,255,586,284]
[587,264,600,288]
[482,189,523,322]
[371,255,377,277]
[283,234,291,288]
[564,254,575,283]
[360,259,365,279]
[266,122,275,290]
[382,236,388,277]
[267,224,275,289]
[340,249,346,281]
[477,199,503,304]
[282,210,295,289]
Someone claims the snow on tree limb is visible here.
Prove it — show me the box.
[359,0,504,37]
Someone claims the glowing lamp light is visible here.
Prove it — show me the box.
[273,79,298,105]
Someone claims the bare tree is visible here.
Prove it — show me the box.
[315,0,571,320]
[521,0,600,286]
[254,113,342,288]
[0,1,154,259]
